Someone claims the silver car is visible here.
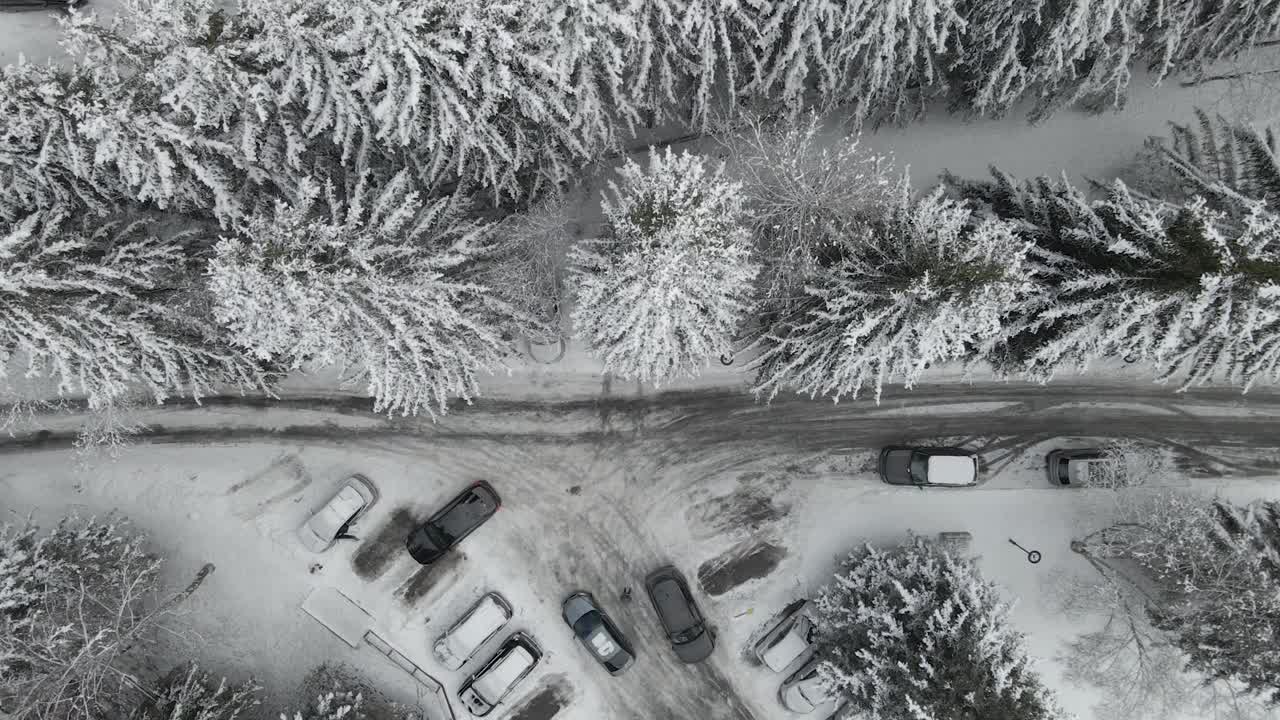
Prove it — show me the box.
[779,656,836,714]
[297,475,378,553]
[754,601,815,673]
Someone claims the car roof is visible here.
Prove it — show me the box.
[435,484,498,534]
[925,455,976,485]
[763,616,812,671]
[443,595,511,659]
[651,578,698,632]
[472,645,534,702]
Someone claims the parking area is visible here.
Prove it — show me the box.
[7,389,1280,720]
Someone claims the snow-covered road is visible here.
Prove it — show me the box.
[5,385,1280,720]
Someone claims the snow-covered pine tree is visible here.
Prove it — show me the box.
[951,0,1150,122]
[0,206,268,412]
[1150,109,1280,210]
[208,172,521,418]
[951,0,1280,123]
[0,51,255,223]
[752,0,963,125]
[815,539,1065,720]
[136,664,262,720]
[569,148,759,383]
[721,113,901,317]
[86,0,636,200]
[626,0,762,128]
[753,188,1031,403]
[949,169,1280,390]
[1141,0,1280,84]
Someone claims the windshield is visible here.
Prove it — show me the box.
[909,454,929,484]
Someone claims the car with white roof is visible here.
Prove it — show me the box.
[563,591,636,675]
[297,475,378,553]
[458,632,541,717]
[878,446,979,487]
[434,593,512,670]
[754,601,815,673]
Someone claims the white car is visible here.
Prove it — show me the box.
[297,475,378,553]
[458,633,542,717]
[754,602,816,673]
[434,593,512,670]
[779,656,838,714]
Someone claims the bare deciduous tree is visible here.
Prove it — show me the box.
[0,516,214,720]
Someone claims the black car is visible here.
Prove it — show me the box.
[562,591,636,675]
[878,446,979,487]
[644,566,714,663]
[457,632,542,717]
[406,481,500,564]
[0,0,82,10]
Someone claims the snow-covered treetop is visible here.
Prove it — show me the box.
[571,147,758,383]
[962,169,1280,390]
[753,0,964,125]
[208,172,517,417]
[0,206,267,411]
[754,188,1032,403]
[816,539,1067,720]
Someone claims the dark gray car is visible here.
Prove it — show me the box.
[879,446,979,487]
[563,591,635,675]
[406,481,500,564]
[0,0,81,9]
[644,566,714,663]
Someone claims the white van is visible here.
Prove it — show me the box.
[434,593,512,670]
[458,633,542,717]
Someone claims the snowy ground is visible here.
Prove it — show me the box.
[6,386,1280,720]
[7,9,1280,720]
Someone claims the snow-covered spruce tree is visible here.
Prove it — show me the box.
[73,0,638,201]
[627,0,763,127]
[569,148,759,383]
[950,0,1150,122]
[208,173,522,417]
[0,59,247,222]
[0,206,268,412]
[948,169,1280,390]
[721,113,900,317]
[0,515,215,720]
[815,539,1065,720]
[753,188,1032,403]
[134,664,261,720]
[752,0,963,125]
[1149,109,1280,210]
[951,0,1280,122]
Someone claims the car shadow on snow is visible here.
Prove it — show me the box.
[351,507,424,581]
[697,541,788,597]
[507,676,571,720]
[395,550,464,606]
